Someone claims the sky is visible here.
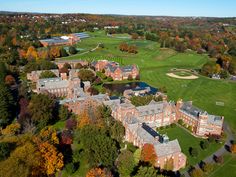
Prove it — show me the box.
[1,0,236,17]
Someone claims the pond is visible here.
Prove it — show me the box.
[103,82,158,95]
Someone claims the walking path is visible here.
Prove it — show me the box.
[182,122,235,177]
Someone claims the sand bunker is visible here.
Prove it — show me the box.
[166,73,199,80]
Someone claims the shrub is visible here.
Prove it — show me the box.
[200,140,209,150]
[170,123,176,128]
[65,163,76,175]
[202,163,214,173]
[214,155,224,164]
[178,119,183,125]
[69,46,78,55]
[189,147,198,157]
[128,75,133,81]
[190,168,204,177]
[107,77,113,82]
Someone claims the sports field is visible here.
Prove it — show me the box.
[61,31,236,132]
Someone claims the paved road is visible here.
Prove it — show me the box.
[182,122,235,177]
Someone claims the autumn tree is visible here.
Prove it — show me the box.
[0,142,44,177]
[61,130,73,145]
[1,122,21,136]
[5,75,16,85]
[86,168,113,177]
[116,150,135,177]
[38,141,64,175]
[128,45,138,54]
[132,33,139,40]
[141,144,157,166]
[230,143,236,153]
[49,46,61,58]
[190,168,204,177]
[119,42,129,52]
[26,46,38,60]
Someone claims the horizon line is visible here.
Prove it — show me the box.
[1,10,236,18]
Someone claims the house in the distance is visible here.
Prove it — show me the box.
[40,32,89,47]
[92,60,139,81]
[55,60,88,69]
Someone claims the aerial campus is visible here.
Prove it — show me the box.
[1,1,236,177]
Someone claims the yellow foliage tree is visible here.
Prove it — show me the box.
[49,47,61,58]
[86,168,113,177]
[215,64,221,74]
[26,46,38,60]
[0,142,44,177]
[38,141,64,175]
[78,112,91,128]
[37,126,59,145]
[1,123,21,136]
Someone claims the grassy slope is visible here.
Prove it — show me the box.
[62,31,236,132]
[159,126,222,167]
[209,154,236,177]
[58,31,236,176]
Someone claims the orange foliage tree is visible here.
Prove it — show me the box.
[5,75,16,85]
[231,144,236,153]
[141,144,157,166]
[86,168,113,177]
[26,46,38,60]
[49,47,61,58]
[33,127,64,175]
[38,141,64,175]
[77,111,91,128]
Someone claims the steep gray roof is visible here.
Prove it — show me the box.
[121,65,135,72]
[207,115,223,126]
[154,139,181,157]
[137,101,167,117]
[38,77,69,89]
[180,102,203,119]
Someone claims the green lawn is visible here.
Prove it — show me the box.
[207,154,236,177]
[60,31,236,132]
[56,31,236,175]
[159,126,222,167]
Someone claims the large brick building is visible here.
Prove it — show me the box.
[27,69,60,83]
[36,77,85,98]
[55,60,88,69]
[39,32,89,47]
[92,60,139,81]
[60,94,109,115]
[176,100,224,137]
[103,99,186,171]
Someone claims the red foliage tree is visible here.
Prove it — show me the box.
[141,144,157,166]
[61,130,73,145]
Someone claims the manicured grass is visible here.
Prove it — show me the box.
[60,32,236,133]
[159,126,222,167]
[207,154,236,177]
[57,31,236,174]
[52,120,66,131]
